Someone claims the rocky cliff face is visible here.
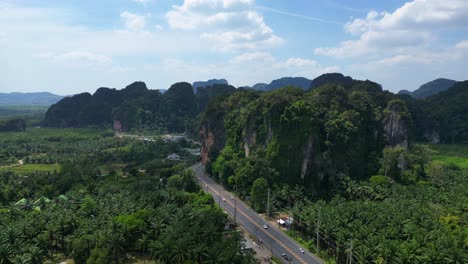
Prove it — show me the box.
[383,100,410,149]
[200,115,226,166]
[300,135,314,180]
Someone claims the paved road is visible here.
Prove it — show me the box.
[191,163,323,264]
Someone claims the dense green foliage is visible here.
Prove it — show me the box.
[292,146,468,263]
[0,117,26,132]
[0,129,255,264]
[200,77,467,263]
[401,81,468,143]
[205,81,405,196]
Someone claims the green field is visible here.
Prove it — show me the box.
[0,105,49,119]
[429,143,468,168]
[8,163,61,173]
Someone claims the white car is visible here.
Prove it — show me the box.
[222,198,226,202]
[262,224,268,229]
[299,247,305,253]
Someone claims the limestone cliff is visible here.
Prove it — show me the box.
[383,100,410,149]
[200,112,226,166]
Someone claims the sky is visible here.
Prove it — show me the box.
[1,0,468,95]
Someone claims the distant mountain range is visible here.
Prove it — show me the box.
[193,79,228,93]
[251,77,312,91]
[0,92,63,106]
[398,78,458,99]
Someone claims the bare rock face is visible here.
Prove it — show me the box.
[200,117,226,166]
[113,120,122,132]
[383,100,410,149]
[243,127,257,157]
[300,135,314,180]
[424,129,440,143]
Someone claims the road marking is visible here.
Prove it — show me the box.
[196,169,309,264]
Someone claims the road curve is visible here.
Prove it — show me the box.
[190,163,323,264]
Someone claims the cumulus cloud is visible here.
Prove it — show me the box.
[229,52,275,63]
[131,0,152,5]
[154,24,163,31]
[315,0,468,58]
[120,11,147,31]
[36,51,112,64]
[166,0,282,51]
[455,40,468,49]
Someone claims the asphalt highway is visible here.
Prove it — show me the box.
[191,163,323,264]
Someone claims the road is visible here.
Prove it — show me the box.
[191,163,323,264]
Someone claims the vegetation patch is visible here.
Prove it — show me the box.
[9,163,61,173]
[430,144,468,168]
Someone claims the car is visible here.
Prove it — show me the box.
[262,224,268,229]
[230,196,234,200]
[299,247,305,253]
[222,198,226,202]
[281,253,288,260]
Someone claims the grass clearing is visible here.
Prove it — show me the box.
[429,144,468,168]
[8,163,61,173]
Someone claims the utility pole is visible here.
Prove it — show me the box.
[234,180,238,224]
[267,188,270,217]
[234,196,237,223]
[288,199,292,233]
[348,240,353,264]
[316,217,320,250]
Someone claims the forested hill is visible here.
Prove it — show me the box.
[250,73,356,92]
[401,80,468,143]
[44,81,236,132]
[0,92,63,106]
[398,78,458,99]
[252,77,312,91]
[200,79,411,195]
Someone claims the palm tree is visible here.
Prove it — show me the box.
[105,233,125,264]
[0,242,14,264]
[136,234,150,260]
[26,245,43,264]
[13,254,30,264]
[170,238,191,264]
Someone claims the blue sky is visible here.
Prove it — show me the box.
[1,0,467,94]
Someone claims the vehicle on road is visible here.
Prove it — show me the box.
[230,196,234,200]
[299,247,305,253]
[222,198,226,202]
[262,224,268,229]
[281,253,288,260]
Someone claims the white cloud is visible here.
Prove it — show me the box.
[455,40,468,49]
[154,24,163,31]
[166,0,282,51]
[36,51,112,64]
[316,0,468,58]
[229,52,275,63]
[131,0,152,6]
[284,58,317,67]
[120,11,147,32]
